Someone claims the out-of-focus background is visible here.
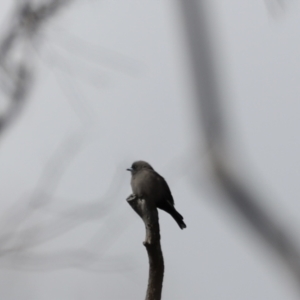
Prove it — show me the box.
[0,0,300,299]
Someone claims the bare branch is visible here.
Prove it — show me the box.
[127,194,164,300]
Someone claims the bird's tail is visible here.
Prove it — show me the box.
[158,203,186,229]
[171,209,187,230]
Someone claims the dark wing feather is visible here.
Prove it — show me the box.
[154,171,175,205]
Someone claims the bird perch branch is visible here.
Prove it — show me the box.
[126,194,164,300]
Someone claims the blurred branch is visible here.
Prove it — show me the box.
[178,0,300,285]
[0,0,136,273]
[0,131,130,271]
[0,0,72,135]
[264,0,287,16]
[0,249,135,272]
[0,132,84,247]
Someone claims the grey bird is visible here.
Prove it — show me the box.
[127,160,186,229]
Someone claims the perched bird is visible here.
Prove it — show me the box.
[127,160,186,229]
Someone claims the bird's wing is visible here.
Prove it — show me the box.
[155,172,175,205]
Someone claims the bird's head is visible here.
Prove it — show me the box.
[127,160,154,175]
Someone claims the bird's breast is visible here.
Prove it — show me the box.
[131,171,160,200]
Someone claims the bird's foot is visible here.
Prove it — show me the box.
[126,194,137,202]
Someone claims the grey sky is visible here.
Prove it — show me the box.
[0,0,299,299]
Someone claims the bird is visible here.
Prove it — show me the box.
[127,160,186,229]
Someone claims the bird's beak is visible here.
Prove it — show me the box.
[126,168,133,172]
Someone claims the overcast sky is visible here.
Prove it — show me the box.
[0,0,300,299]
